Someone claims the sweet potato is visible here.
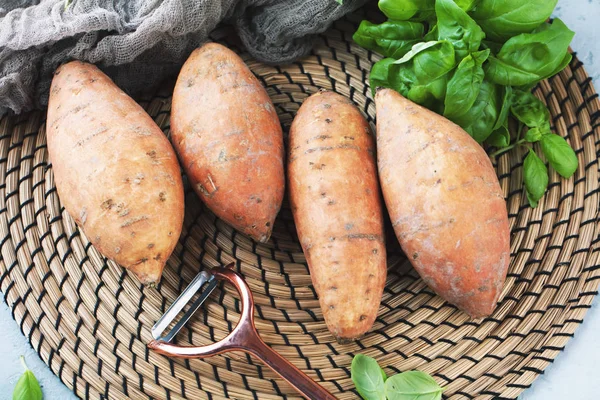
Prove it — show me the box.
[289,90,387,342]
[375,88,510,317]
[170,43,284,242]
[47,61,185,285]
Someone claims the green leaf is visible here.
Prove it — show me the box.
[484,19,575,87]
[471,0,558,42]
[435,0,485,60]
[369,58,397,96]
[389,41,456,113]
[335,0,343,4]
[494,85,513,130]
[423,24,438,41]
[453,0,479,11]
[351,354,386,400]
[444,49,489,119]
[481,39,503,55]
[452,80,500,143]
[394,41,442,65]
[547,51,573,78]
[523,126,545,142]
[13,357,43,400]
[379,0,435,21]
[353,20,425,59]
[540,134,579,178]
[510,90,550,129]
[486,124,511,148]
[523,149,548,207]
[385,371,443,400]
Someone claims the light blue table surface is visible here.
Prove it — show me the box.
[1,1,599,399]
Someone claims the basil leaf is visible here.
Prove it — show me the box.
[548,52,573,77]
[353,21,425,59]
[486,86,512,148]
[453,0,479,11]
[523,126,544,142]
[423,24,438,41]
[485,19,575,87]
[481,39,503,55]
[471,0,558,42]
[435,0,485,60]
[385,371,443,400]
[394,41,443,65]
[540,134,579,178]
[495,86,512,129]
[510,89,550,130]
[452,80,500,143]
[444,49,490,119]
[13,357,42,400]
[523,149,548,208]
[379,0,435,22]
[335,0,343,4]
[351,354,386,400]
[369,58,396,95]
[486,124,511,148]
[391,41,456,113]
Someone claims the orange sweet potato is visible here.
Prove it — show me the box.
[171,43,285,242]
[47,61,185,285]
[289,90,387,342]
[376,88,510,317]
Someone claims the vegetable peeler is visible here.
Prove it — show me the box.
[148,263,337,400]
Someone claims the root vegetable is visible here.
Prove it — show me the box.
[376,88,510,317]
[171,43,285,242]
[47,61,185,285]
[289,90,387,342]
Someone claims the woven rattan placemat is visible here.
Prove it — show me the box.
[1,8,599,400]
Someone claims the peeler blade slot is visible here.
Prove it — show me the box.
[152,270,214,341]
[161,278,219,343]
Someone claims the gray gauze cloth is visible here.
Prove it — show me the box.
[0,0,367,116]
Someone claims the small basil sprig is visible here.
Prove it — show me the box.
[351,354,443,400]
[489,89,578,207]
[510,89,551,142]
[13,356,43,400]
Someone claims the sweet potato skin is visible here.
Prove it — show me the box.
[375,88,510,317]
[171,43,284,242]
[289,91,387,342]
[47,61,185,285]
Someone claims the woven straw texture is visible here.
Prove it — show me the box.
[1,8,599,400]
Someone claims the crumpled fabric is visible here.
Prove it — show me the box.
[0,0,368,115]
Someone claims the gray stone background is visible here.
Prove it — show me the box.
[0,0,599,398]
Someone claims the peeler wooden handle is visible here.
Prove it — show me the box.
[148,267,337,400]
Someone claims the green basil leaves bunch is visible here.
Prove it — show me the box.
[351,354,443,400]
[353,0,578,207]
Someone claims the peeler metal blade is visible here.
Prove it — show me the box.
[151,270,218,342]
